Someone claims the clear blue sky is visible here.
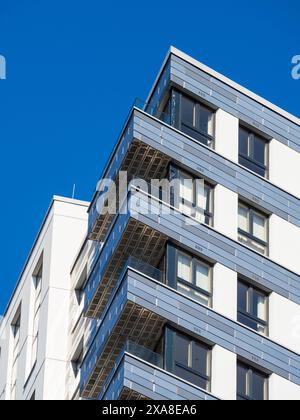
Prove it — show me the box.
[0,0,299,313]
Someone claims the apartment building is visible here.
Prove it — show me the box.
[0,197,88,400]
[75,47,300,401]
[1,47,300,401]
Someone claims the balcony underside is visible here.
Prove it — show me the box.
[118,388,150,401]
[89,140,170,242]
[86,219,167,319]
[82,300,165,399]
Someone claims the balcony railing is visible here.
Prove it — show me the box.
[80,257,166,396]
[99,340,163,400]
[134,98,172,126]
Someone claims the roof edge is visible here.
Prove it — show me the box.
[147,46,300,126]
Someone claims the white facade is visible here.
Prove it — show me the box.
[0,197,88,401]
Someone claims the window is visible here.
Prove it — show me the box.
[237,362,268,400]
[71,341,84,379]
[238,280,268,335]
[176,250,212,307]
[178,170,213,226]
[180,93,215,146]
[173,331,211,391]
[11,313,21,400]
[238,202,268,255]
[239,127,268,177]
[31,265,42,367]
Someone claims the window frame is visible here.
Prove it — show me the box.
[169,327,212,392]
[238,201,269,255]
[177,168,214,226]
[176,248,213,307]
[237,361,269,401]
[31,264,43,368]
[11,312,21,400]
[177,90,216,148]
[239,126,269,178]
[237,279,269,336]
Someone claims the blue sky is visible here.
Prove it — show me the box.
[0,0,299,313]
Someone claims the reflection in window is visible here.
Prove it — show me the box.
[238,280,268,335]
[176,250,212,307]
[237,362,268,400]
[239,127,267,177]
[178,170,213,226]
[11,313,21,400]
[173,331,211,391]
[238,202,268,255]
[180,93,215,147]
[31,265,43,367]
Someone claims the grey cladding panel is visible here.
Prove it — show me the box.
[170,55,300,152]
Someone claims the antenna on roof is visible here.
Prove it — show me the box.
[72,184,76,199]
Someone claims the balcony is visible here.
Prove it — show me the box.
[81,262,166,399]
[99,342,217,401]
[88,102,300,247]
[84,202,167,318]
[81,254,300,399]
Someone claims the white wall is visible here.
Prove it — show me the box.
[211,345,237,400]
[269,139,300,199]
[214,184,238,241]
[213,263,237,321]
[269,215,300,274]
[269,374,300,400]
[215,109,239,163]
[269,293,300,354]
[0,197,88,400]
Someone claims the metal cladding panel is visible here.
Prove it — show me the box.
[126,270,300,386]
[169,55,300,152]
[102,355,218,401]
[146,60,171,114]
[83,269,300,395]
[133,110,300,226]
[132,197,300,305]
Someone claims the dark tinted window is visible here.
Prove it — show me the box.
[237,363,248,400]
[174,333,189,366]
[180,93,214,145]
[238,282,248,313]
[237,280,268,335]
[173,331,211,391]
[181,96,194,127]
[239,128,249,156]
[252,370,267,401]
[193,342,208,374]
[252,136,266,165]
[237,362,268,400]
[239,127,267,177]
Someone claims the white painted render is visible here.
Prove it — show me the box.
[269,293,300,354]
[211,346,237,400]
[214,184,238,241]
[215,109,239,163]
[0,197,88,401]
[213,263,237,321]
[269,375,300,401]
[269,139,300,199]
[269,214,300,274]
